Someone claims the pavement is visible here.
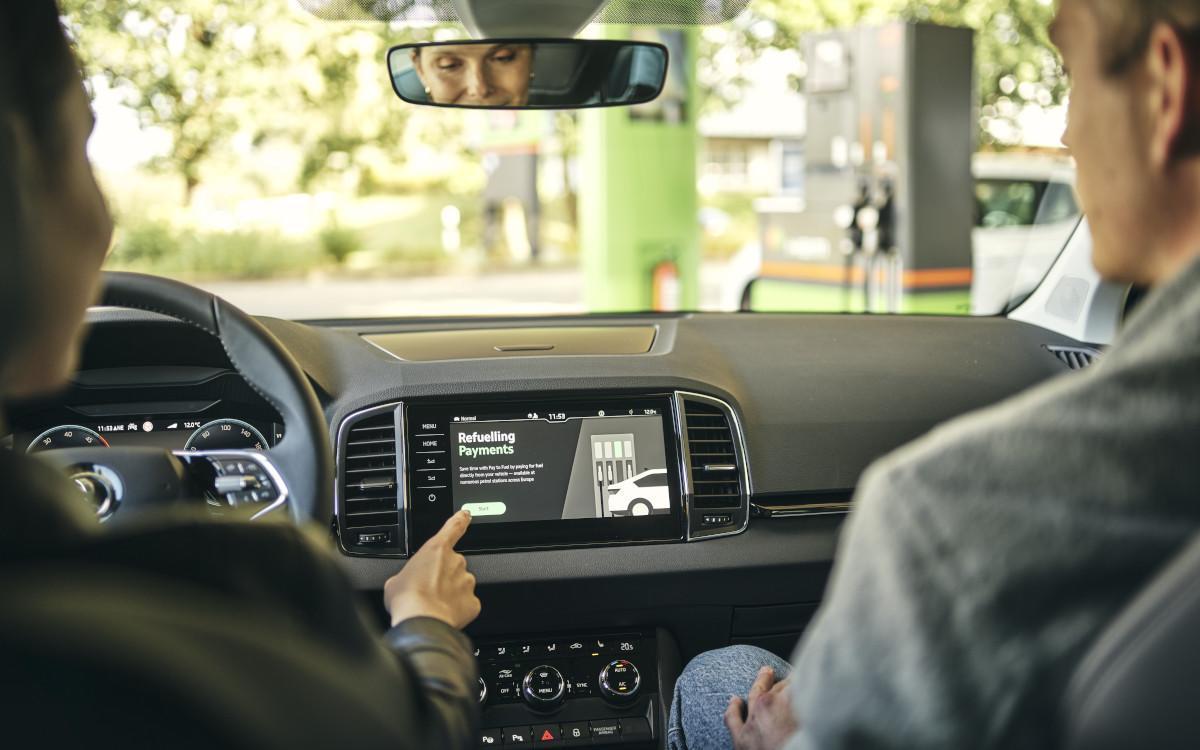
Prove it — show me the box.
[196,262,742,320]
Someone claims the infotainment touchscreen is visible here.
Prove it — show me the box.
[406,396,683,552]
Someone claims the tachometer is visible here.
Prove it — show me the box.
[26,425,109,454]
[184,419,269,452]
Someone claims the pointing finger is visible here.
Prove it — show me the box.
[434,509,472,545]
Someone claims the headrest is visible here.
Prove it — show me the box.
[393,67,429,102]
[1063,533,1200,750]
[605,45,666,101]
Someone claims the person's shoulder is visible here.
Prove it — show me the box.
[850,356,1129,533]
[866,367,1087,481]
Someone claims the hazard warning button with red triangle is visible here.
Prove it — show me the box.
[532,724,561,744]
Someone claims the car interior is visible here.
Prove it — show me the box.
[4,0,1196,747]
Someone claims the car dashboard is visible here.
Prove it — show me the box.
[4,306,1086,748]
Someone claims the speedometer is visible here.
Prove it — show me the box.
[26,425,109,454]
[184,419,269,452]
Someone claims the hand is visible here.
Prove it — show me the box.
[725,666,799,750]
[384,510,481,629]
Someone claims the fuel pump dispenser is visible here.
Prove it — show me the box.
[833,180,872,310]
[751,22,975,314]
[873,178,900,312]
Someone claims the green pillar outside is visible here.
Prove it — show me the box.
[578,28,700,312]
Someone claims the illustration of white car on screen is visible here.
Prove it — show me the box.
[607,469,671,516]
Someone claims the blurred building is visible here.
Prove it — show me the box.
[698,50,806,196]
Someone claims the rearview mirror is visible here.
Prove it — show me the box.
[387,39,668,110]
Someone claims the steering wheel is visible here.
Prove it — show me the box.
[38,272,333,525]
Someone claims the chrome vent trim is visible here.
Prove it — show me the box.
[335,402,407,557]
[1046,344,1102,371]
[674,391,751,541]
[751,489,853,518]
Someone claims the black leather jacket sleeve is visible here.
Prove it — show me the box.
[1,453,481,750]
[385,617,481,750]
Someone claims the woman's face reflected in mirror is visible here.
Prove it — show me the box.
[411,43,534,107]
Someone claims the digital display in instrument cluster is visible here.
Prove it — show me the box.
[23,416,283,455]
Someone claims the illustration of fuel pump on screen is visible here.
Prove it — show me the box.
[591,434,671,518]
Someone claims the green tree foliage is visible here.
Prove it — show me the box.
[62,0,289,203]
[64,0,1064,211]
[61,0,456,203]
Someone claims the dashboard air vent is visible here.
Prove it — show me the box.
[339,410,400,534]
[682,399,742,510]
[1046,345,1102,371]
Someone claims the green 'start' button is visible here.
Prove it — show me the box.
[461,501,507,517]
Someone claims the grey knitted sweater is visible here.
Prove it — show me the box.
[787,254,1200,749]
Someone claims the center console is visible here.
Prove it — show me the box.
[473,629,672,748]
[335,393,745,747]
[335,391,751,558]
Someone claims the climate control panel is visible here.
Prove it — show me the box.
[474,631,659,747]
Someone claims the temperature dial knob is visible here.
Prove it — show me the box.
[477,676,488,704]
[522,665,566,711]
[599,659,641,703]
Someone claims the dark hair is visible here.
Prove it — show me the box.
[1,0,78,147]
[1092,1,1200,75]
[1090,2,1200,158]
[0,0,78,372]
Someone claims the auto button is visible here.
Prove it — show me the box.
[598,659,640,703]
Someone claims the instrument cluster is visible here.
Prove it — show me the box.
[4,369,284,457]
[24,416,281,455]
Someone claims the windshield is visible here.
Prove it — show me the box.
[67,0,1077,319]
